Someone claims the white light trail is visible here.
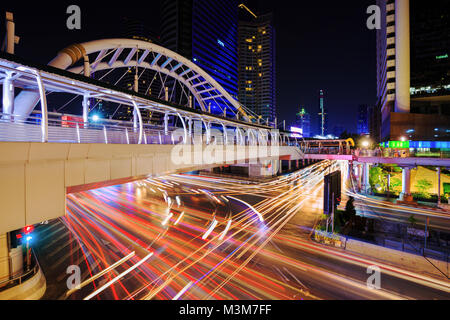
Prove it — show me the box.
[228,196,264,222]
[219,220,232,241]
[172,281,193,300]
[162,212,174,226]
[202,219,218,240]
[174,212,185,226]
[83,252,154,300]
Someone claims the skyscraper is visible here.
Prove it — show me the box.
[160,0,239,116]
[374,0,450,141]
[294,107,311,138]
[357,104,370,136]
[317,90,328,136]
[238,8,276,123]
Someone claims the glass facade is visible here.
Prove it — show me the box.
[160,0,239,115]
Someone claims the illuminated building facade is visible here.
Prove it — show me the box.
[374,0,450,142]
[317,90,328,136]
[238,10,276,123]
[160,0,239,115]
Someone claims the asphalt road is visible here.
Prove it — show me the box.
[33,161,450,300]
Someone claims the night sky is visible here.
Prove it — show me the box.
[0,0,376,134]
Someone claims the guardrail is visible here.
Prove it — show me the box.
[0,249,40,292]
[0,111,301,147]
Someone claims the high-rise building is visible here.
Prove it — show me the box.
[317,90,328,136]
[160,0,239,115]
[114,17,160,122]
[294,107,311,138]
[374,0,450,142]
[357,104,370,136]
[238,8,276,123]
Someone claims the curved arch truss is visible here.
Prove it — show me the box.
[55,39,253,121]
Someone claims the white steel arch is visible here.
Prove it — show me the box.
[13,38,251,122]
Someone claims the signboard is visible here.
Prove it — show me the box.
[290,126,303,138]
[388,141,410,149]
[62,115,84,128]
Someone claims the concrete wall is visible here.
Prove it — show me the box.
[0,266,46,300]
[0,142,301,234]
[0,234,8,285]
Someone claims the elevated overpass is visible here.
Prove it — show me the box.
[0,53,306,235]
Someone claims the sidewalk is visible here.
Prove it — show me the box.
[313,230,449,281]
[344,237,449,281]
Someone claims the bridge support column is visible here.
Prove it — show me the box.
[133,108,138,131]
[357,164,363,191]
[164,113,169,136]
[288,160,292,172]
[82,95,89,124]
[400,166,414,203]
[2,73,14,120]
[362,163,371,193]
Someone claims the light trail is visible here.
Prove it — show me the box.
[83,252,154,300]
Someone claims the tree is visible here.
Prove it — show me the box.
[416,179,433,196]
[389,177,402,193]
[369,166,387,192]
[344,196,356,223]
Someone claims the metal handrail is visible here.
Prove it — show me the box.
[0,250,40,291]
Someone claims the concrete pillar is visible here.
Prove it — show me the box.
[0,233,10,283]
[357,164,363,191]
[133,109,138,131]
[363,163,370,193]
[288,160,292,171]
[164,113,169,136]
[2,73,14,120]
[395,0,411,113]
[279,160,283,173]
[400,166,414,202]
[296,160,299,169]
[82,95,89,124]
[188,117,193,137]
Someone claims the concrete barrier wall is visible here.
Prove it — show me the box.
[0,234,8,284]
[0,142,299,234]
[0,266,46,300]
[345,239,449,279]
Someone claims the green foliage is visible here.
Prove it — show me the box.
[389,177,402,192]
[369,166,387,191]
[415,179,433,196]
